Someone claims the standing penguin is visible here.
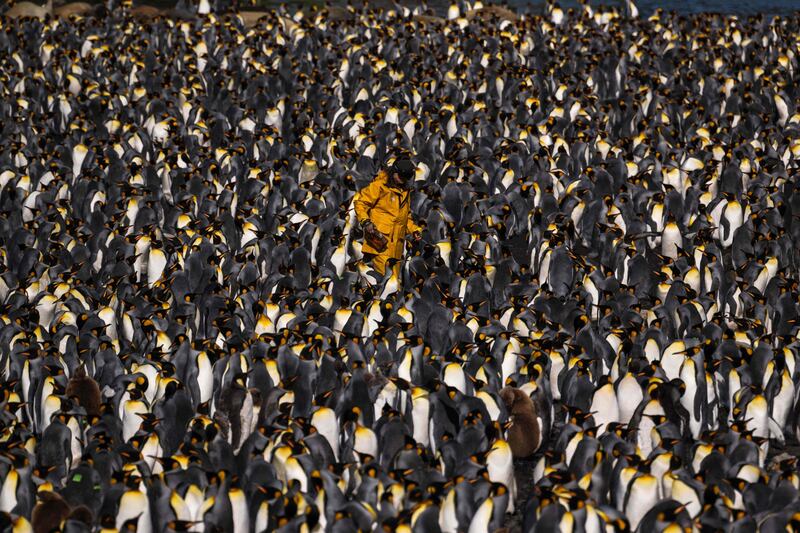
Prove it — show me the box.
[31,492,73,533]
[485,439,516,513]
[624,473,660,530]
[500,385,541,458]
[65,366,101,417]
[590,375,620,435]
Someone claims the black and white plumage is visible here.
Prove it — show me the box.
[1,0,800,531]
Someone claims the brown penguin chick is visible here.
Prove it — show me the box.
[466,5,519,22]
[499,386,541,458]
[65,366,102,417]
[238,10,270,28]
[129,4,163,20]
[32,491,72,533]
[53,1,94,19]
[66,505,94,527]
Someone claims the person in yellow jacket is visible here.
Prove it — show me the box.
[353,157,422,276]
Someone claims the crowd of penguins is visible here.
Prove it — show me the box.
[3,0,800,531]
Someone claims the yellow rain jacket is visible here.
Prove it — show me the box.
[354,170,421,275]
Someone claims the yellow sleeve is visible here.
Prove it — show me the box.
[406,217,422,234]
[353,177,383,225]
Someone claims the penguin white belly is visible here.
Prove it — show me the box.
[705,373,718,428]
[727,370,741,424]
[624,474,659,530]
[720,202,743,248]
[537,245,551,284]
[643,338,660,364]
[333,309,352,343]
[590,384,619,434]
[176,485,209,529]
[745,395,769,439]
[684,267,701,294]
[380,272,400,300]
[500,350,518,386]
[284,457,308,492]
[403,118,416,140]
[447,115,458,138]
[616,375,643,424]
[0,276,8,303]
[117,490,152,533]
[67,416,83,468]
[584,505,603,533]
[0,470,18,512]
[443,363,467,395]
[439,488,458,533]
[72,144,88,178]
[570,203,585,236]
[122,400,148,442]
[583,276,599,319]
[550,354,565,401]
[661,222,683,259]
[775,94,789,125]
[660,351,685,381]
[436,241,452,269]
[411,394,430,447]
[35,295,57,329]
[772,374,794,431]
[40,394,60,434]
[398,349,413,383]
[134,245,149,283]
[671,478,701,518]
[754,266,770,293]
[196,352,213,406]
[353,426,378,458]
[142,434,163,474]
[429,415,439,455]
[564,432,582,466]
[637,402,665,457]
[230,488,249,533]
[550,6,564,24]
[365,307,382,338]
[467,497,493,533]
[614,467,638,509]
[331,243,347,277]
[649,454,672,492]
[486,441,515,513]
[477,391,501,422]
[133,363,160,406]
[373,383,397,421]
[679,362,701,438]
[255,501,269,533]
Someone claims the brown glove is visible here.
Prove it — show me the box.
[363,221,388,252]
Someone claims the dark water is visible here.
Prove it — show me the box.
[268,0,800,16]
[269,0,800,17]
[133,0,800,17]
[504,0,800,16]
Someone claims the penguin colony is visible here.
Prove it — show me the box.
[2,0,800,531]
